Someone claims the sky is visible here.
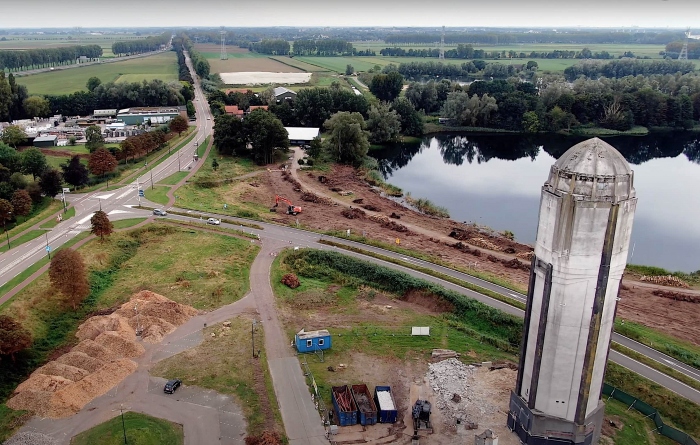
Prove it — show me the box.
[0,0,698,29]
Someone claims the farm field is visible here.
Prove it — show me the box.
[194,43,302,74]
[15,52,178,95]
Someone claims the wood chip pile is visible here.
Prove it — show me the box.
[341,207,366,219]
[640,275,690,288]
[7,291,198,418]
[468,237,503,252]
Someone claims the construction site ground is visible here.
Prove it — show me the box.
[236,149,700,348]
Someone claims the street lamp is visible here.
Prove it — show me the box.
[119,404,127,445]
[3,211,11,250]
[178,150,181,172]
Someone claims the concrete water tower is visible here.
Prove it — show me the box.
[507,138,637,444]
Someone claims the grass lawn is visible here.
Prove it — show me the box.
[0,230,46,254]
[151,317,284,437]
[15,52,178,95]
[144,185,170,206]
[614,320,700,370]
[604,398,677,445]
[3,198,61,238]
[158,171,188,185]
[70,411,183,445]
[40,206,75,229]
[112,218,147,229]
[0,405,29,443]
[174,155,266,218]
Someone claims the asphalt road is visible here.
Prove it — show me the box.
[2,45,699,441]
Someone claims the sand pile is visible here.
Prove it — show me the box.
[7,291,198,418]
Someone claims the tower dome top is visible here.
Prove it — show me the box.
[546,138,635,202]
[554,138,632,177]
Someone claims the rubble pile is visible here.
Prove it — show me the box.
[300,192,335,206]
[516,251,535,261]
[363,204,381,212]
[281,171,302,191]
[428,358,476,427]
[468,237,502,252]
[341,207,366,219]
[2,432,59,445]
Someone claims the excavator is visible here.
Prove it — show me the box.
[272,195,302,215]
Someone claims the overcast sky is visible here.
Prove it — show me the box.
[0,0,697,29]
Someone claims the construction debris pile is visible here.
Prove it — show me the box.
[341,207,366,219]
[300,191,335,206]
[652,289,700,303]
[640,275,690,288]
[2,432,58,445]
[7,291,198,418]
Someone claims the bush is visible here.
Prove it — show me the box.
[297,159,305,165]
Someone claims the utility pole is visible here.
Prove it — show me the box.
[252,320,257,358]
[45,232,50,259]
[150,169,154,190]
[178,150,181,172]
[3,213,10,249]
[120,404,127,445]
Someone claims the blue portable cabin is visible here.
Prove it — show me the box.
[294,328,331,353]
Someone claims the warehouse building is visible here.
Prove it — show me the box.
[285,127,319,145]
[33,135,58,147]
[116,106,187,126]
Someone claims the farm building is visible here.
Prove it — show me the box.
[295,328,331,353]
[224,105,244,118]
[33,135,58,147]
[116,106,187,125]
[273,86,296,102]
[285,127,320,145]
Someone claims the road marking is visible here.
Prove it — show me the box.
[108,209,130,215]
[76,213,96,225]
[93,193,116,200]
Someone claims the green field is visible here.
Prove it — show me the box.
[70,411,183,445]
[15,52,178,95]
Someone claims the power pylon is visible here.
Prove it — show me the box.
[678,28,691,60]
[220,29,228,60]
[439,26,445,60]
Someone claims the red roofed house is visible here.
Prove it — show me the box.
[224,105,244,118]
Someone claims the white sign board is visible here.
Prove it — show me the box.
[411,327,430,336]
[62,188,70,193]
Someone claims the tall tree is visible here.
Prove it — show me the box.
[84,125,104,153]
[86,76,102,92]
[20,147,47,180]
[10,189,32,221]
[369,72,404,102]
[39,168,62,198]
[0,72,11,121]
[87,148,118,177]
[90,210,113,241]
[213,114,247,155]
[0,315,32,363]
[0,125,27,148]
[391,97,424,137]
[23,96,50,118]
[244,109,289,165]
[169,115,189,136]
[0,198,13,232]
[307,136,323,159]
[49,248,90,310]
[323,112,370,165]
[0,142,21,171]
[62,155,89,188]
[366,103,402,144]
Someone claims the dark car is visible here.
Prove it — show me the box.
[164,379,182,394]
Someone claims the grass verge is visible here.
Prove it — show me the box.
[151,317,284,438]
[160,219,260,240]
[144,185,171,206]
[160,208,264,230]
[112,218,148,229]
[0,230,46,254]
[605,363,700,439]
[70,411,184,445]
[159,171,189,185]
[39,206,76,229]
[3,198,60,238]
[318,239,526,310]
[614,320,700,370]
[611,343,700,392]
[0,405,30,443]
[604,398,677,445]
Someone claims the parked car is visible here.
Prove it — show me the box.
[153,209,167,216]
[207,218,220,225]
[163,379,182,394]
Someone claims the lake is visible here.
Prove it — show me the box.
[373,132,700,272]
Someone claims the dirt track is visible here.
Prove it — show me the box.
[241,147,700,347]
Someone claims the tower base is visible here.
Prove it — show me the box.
[507,392,605,445]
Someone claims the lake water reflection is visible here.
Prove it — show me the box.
[373,132,700,272]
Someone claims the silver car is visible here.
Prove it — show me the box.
[206,218,220,225]
[153,209,167,216]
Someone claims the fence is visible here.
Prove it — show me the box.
[603,384,698,445]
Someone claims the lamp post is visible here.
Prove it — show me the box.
[252,320,257,358]
[119,404,127,445]
[3,211,10,250]
[61,189,67,214]
[178,150,181,172]
[150,169,154,190]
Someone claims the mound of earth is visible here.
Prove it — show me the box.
[7,291,198,418]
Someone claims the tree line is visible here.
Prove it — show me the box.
[248,39,290,55]
[292,39,354,56]
[384,31,686,45]
[379,45,617,60]
[45,78,186,117]
[178,33,210,79]
[563,59,695,81]
[0,45,102,71]
[665,41,700,59]
[111,32,170,56]
[172,37,194,84]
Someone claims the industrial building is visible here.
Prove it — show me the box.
[93,109,117,118]
[273,86,296,102]
[32,135,58,147]
[285,127,319,145]
[508,138,637,445]
[116,106,187,126]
